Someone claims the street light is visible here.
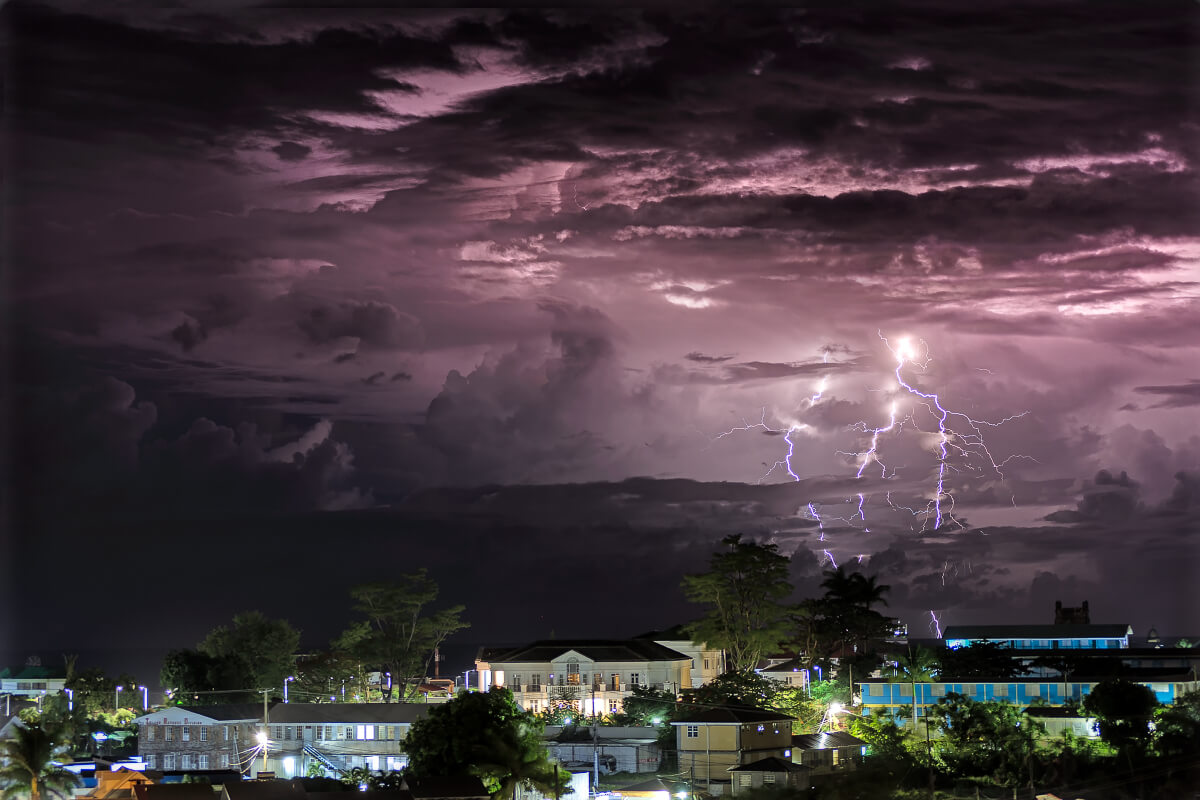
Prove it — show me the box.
[66,688,74,712]
[139,686,148,710]
[115,685,123,710]
[284,676,295,703]
[463,669,476,692]
[256,730,269,773]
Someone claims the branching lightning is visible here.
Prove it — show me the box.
[929,610,943,639]
[712,333,1031,567]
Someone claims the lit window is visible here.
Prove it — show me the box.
[284,727,292,740]
[763,774,776,784]
[738,775,751,787]
[325,726,333,740]
[163,754,175,770]
[198,755,209,770]
[609,700,618,713]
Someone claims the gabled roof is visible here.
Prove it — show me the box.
[481,639,692,664]
[728,757,808,773]
[670,706,792,724]
[268,704,431,725]
[759,657,806,673]
[137,705,265,724]
[943,624,1132,640]
[792,732,866,750]
[8,666,65,680]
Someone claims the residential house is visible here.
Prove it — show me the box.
[758,658,809,692]
[727,757,810,796]
[544,725,662,774]
[474,640,695,716]
[78,770,160,800]
[671,707,794,795]
[134,703,431,779]
[790,732,867,775]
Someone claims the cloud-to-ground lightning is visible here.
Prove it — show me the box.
[879,331,1030,530]
[929,610,943,639]
[713,335,1030,565]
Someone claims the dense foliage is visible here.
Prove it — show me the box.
[404,688,570,799]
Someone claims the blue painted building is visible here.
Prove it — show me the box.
[858,673,1199,727]
[942,624,1133,651]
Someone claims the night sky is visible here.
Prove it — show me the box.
[3,3,1198,682]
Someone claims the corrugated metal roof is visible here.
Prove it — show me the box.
[792,732,866,750]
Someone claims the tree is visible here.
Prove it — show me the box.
[885,646,938,729]
[1154,689,1200,759]
[472,718,568,800]
[1082,679,1159,761]
[682,535,793,672]
[927,694,1044,793]
[612,685,676,727]
[344,571,469,702]
[404,689,570,799]
[681,671,779,709]
[939,642,1028,679]
[0,723,82,800]
[796,567,891,667]
[199,611,301,696]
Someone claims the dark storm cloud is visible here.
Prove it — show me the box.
[272,141,312,162]
[4,4,463,146]
[297,300,424,351]
[685,352,735,364]
[1133,379,1200,408]
[6,2,1200,659]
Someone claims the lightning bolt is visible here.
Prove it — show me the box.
[879,331,1031,531]
[713,335,1029,567]
[929,611,943,639]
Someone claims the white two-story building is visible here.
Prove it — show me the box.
[475,639,706,716]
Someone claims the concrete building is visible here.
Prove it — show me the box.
[134,703,431,779]
[857,671,1199,727]
[475,640,695,716]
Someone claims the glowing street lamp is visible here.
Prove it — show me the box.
[139,686,149,710]
[284,676,295,703]
[256,730,269,772]
[115,685,123,710]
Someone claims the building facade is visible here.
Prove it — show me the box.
[475,640,695,716]
[857,674,1200,727]
[134,703,431,778]
[671,707,794,794]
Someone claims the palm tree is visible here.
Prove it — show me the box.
[0,723,81,800]
[471,719,567,800]
[888,646,939,729]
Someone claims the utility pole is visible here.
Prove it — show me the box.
[261,688,270,775]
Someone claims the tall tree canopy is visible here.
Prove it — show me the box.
[405,689,570,799]
[344,570,469,701]
[682,534,793,672]
[162,611,299,703]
